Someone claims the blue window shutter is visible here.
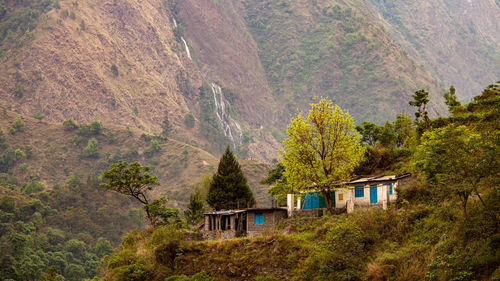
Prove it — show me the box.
[254,212,263,225]
[355,186,364,197]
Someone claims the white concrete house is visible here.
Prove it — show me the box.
[286,173,411,215]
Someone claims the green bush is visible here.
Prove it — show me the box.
[82,138,99,158]
[108,131,116,144]
[63,119,78,131]
[0,130,6,148]
[33,111,44,121]
[111,64,119,77]
[13,117,25,131]
[94,237,113,258]
[21,179,45,194]
[303,219,364,281]
[114,264,151,281]
[64,263,86,281]
[165,272,215,281]
[89,121,102,135]
[65,172,82,188]
[14,83,24,98]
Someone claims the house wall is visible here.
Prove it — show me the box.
[335,188,349,208]
[247,210,287,237]
[350,182,397,206]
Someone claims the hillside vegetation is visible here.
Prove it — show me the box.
[98,83,499,281]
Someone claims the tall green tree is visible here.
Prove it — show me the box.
[409,89,430,124]
[184,189,205,224]
[415,125,498,219]
[207,147,255,210]
[281,98,365,214]
[100,161,160,226]
[261,162,291,205]
[443,85,461,114]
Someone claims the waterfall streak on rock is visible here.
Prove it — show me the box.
[181,37,192,60]
[210,83,243,147]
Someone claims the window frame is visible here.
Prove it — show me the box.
[354,186,365,197]
[254,212,263,225]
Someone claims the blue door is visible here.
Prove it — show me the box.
[303,192,320,209]
[312,193,319,209]
[303,194,312,209]
[370,185,378,203]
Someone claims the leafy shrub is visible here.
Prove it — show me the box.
[89,121,102,135]
[0,130,6,149]
[107,249,138,269]
[65,172,83,188]
[108,131,116,144]
[13,117,25,131]
[33,111,44,121]
[81,138,99,158]
[19,163,27,171]
[21,179,45,194]
[63,119,78,131]
[24,145,32,158]
[64,263,86,281]
[114,264,151,281]
[111,64,119,77]
[303,219,364,281]
[14,83,24,98]
[165,272,215,281]
[72,135,83,146]
[94,237,113,258]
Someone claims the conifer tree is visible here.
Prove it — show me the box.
[207,147,255,210]
[409,89,430,124]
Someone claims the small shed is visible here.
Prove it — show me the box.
[202,208,288,239]
[203,210,247,240]
[246,208,288,237]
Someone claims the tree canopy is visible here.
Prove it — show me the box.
[206,147,255,210]
[281,98,365,213]
[409,89,430,124]
[100,161,160,226]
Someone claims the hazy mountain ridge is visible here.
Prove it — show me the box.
[364,0,500,100]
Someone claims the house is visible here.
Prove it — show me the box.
[203,208,288,239]
[287,173,410,216]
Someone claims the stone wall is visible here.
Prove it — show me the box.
[246,210,287,237]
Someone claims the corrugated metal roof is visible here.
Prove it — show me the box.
[204,207,287,215]
[299,173,411,193]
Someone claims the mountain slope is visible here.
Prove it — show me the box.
[234,0,445,124]
[364,0,500,100]
[0,110,273,208]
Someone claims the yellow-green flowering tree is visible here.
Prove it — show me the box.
[280,98,365,213]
